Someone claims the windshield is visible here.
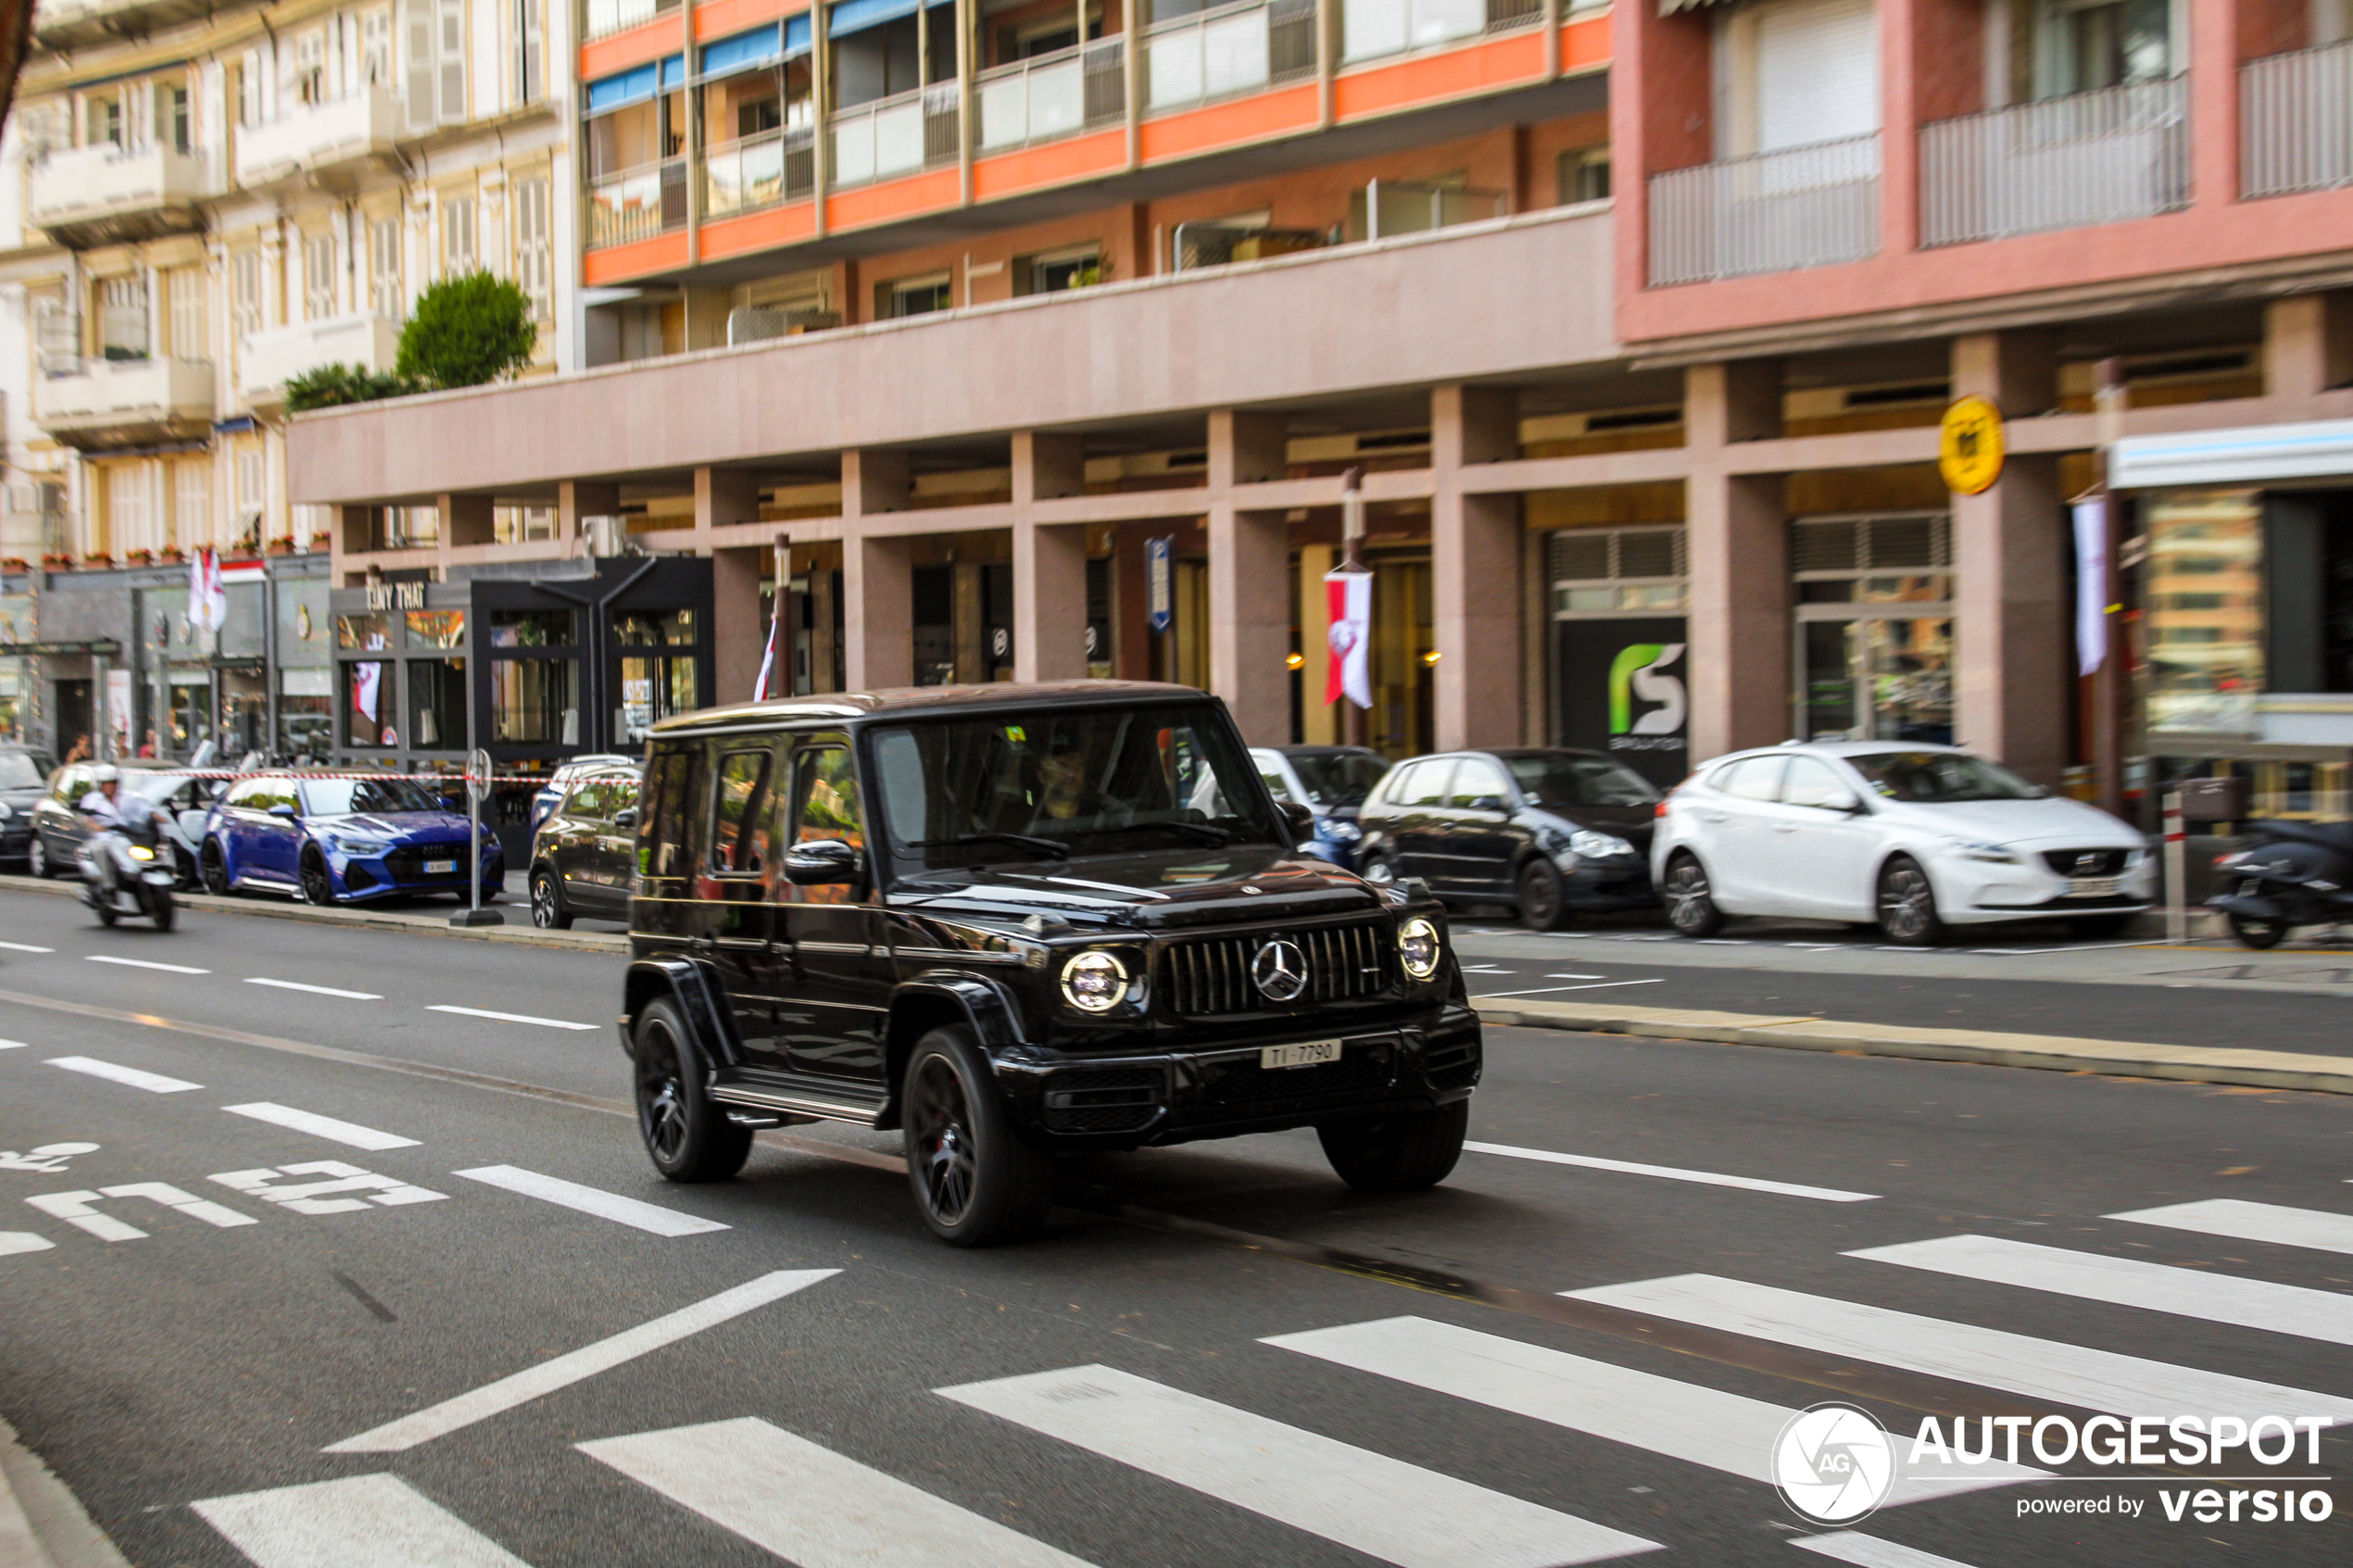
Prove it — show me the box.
[872,704,1282,867]
[122,773,195,805]
[301,777,447,815]
[1287,751,1390,809]
[1505,754,1660,809]
[1846,751,2041,804]
[0,754,48,789]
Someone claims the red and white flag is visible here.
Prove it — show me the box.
[753,588,786,701]
[1324,569,1372,709]
[188,546,228,633]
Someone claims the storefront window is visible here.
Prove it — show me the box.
[1793,514,1956,745]
[345,661,395,747]
[410,658,469,749]
[278,668,332,759]
[406,609,467,649]
[493,659,579,745]
[615,608,697,646]
[620,653,698,745]
[336,612,393,651]
[2145,491,2264,735]
[490,608,576,647]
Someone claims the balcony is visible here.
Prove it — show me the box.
[1339,0,1541,67]
[587,158,689,249]
[976,39,1126,152]
[1143,0,1317,114]
[32,0,218,49]
[584,0,679,43]
[1919,78,2188,248]
[705,128,816,220]
[2243,40,2353,200]
[828,85,961,191]
[1648,134,1880,286]
[33,358,216,450]
[236,89,403,190]
[28,143,219,247]
[240,316,404,411]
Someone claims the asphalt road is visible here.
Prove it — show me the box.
[0,890,2347,1568]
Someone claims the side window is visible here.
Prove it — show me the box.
[1717,757,1787,802]
[1450,759,1511,809]
[224,776,266,809]
[792,746,863,849]
[1258,764,1291,801]
[708,748,775,876]
[568,781,609,821]
[1401,759,1456,808]
[56,766,88,802]
[1780,757,1853,809]
[645,747,702,881]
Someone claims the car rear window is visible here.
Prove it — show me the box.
[1504,755,1660,808]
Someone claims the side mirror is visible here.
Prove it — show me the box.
[611,807,638,830]
[1278,799,1315,843]
[1820,788,1863,814]
[1468,795,1507,813]
[268,803,299,820]
[784,837,859,885]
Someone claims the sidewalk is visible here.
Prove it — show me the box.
[0,1419,127,1568]
[0,873,628,952]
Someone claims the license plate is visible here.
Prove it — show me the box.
[1262,1039,1342,1071]
[2065,876,2120,898]
[424,859,457,875]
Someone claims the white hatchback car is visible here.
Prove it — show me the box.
[1651,742,2153,946]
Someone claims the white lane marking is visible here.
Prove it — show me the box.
[1566,1274,2353,1421]
[425,1005,598,1031]
[2108,1198,2353,1258]
[1849,1234,2353,1347]
[1794,1534,1983,1568]
[245,977,384,1000]
[0,942,54,953]
[0,1233,55,1256]
[453,1165,727,1236]
[1475,978,1667,997]
[1264,1317,2034,1503]
[210,1162,446,1214]
[192,1474,535,1568]
[582,1417,1097,1568]
[101,1182,258,1228]
[45,1055,200,1093]
[1546,973,1607,980]
[84,954,209,974]
[1464,1142,1878,1203]
[937,1363,1659,1568]
[323,1268,837,1453]
[224,1102,418,1151]
[26,1184,257,1240]
[0,1040,25,1049]
[1461,964,1514,973]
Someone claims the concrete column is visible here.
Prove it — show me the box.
[2265,293,2353,401]
[711,546,767,707]
[1013,521,1088,683]
[1013,431,1086,503]
[1431,384,1523,750]
[1205,408,1290,741]
[1685,359,1789,760]
[1297,541,1337,744]
[440,493,493,547]
[843,535,913,691]
[952,559,987,684]
[845,448,910,516]
[810,561,839,691]
[1951,329,2057,419]
[695,466,761,534]
[559,480,621,543]
[1207,408,1287,488]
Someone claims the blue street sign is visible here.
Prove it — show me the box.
[1146,537,1174,634]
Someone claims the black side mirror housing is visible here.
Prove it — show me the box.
[1468,795,1507,813]
[611,807,638,830]
[785,838,860,885]
[1278,799,1315,842]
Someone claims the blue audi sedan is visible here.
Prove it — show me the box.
[199,773,502,906]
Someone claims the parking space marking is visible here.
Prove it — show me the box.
[1474,979,1666,998]
[192,1474,535,1568]
[245,977,384,1000]
[212,1162,447,1214]
[27,1184,258,1241]
[0,942,54,953]
[0,1233,54,1257]
[453,1165,728,1236]
[223,1102,420,1151]
[322,1268,838,1453]
[424,1005,598,1031]
[1464,1141,1878,1202]
[84,954,209,974]
[45,1056,200,1093]
[2107,1198,2353,1257]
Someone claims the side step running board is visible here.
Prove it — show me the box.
[710,1081,887,1128]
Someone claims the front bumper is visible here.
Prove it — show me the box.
[1942,851,2156,923]
[1561,853,1655,910]
[0,822,29,859]
[332,847,504,901]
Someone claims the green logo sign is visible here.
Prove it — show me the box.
[1609,642,1687,735]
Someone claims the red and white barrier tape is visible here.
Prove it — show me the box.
[127,769,579,785]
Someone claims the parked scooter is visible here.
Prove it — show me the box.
[2208,819,2353,949]
[78,816,178,931]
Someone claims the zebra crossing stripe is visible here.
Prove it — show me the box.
[580,1416,1097,1568]
[1846,1235,2353,1347]
[1263,1316,2038,1502]
[191,1474,534,1568]
[1793,1533,1983,1568]
[936,1363,1660,1568]
[1565,1274,2353,1422]
[2105,1198,2353,1258]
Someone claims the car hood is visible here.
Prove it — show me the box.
[1876,797,2141,846]
[317,811,477,841]
[1532,802,1655,842]
[0,786,43,809]
[888,843,1386,932]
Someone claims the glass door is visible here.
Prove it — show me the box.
[1791,512,1955,744]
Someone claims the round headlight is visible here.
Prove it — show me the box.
[1397,916,1441,980]
[1059,949,1130,1013]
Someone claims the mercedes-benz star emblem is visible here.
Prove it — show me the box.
[1252,938,1309,1002]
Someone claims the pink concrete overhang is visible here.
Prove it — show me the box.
[288,204,1623,508]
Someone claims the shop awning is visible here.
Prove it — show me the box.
[827,0,950,40]
[2110,417,2353,490]
[585,55,687,113]
[700,17,812,77]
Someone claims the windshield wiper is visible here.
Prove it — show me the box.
[909,832,1073,859]
[1124,820,1234,845]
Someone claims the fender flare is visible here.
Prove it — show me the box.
[890,972,1028,1057]
[622,955,748,1069]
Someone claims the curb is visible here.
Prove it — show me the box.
[0,1417,128,1568]
[0,873,627,952]
[1473,997,2353,1096]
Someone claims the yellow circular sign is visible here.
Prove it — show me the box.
[1939,396,2006,495]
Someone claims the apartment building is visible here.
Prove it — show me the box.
[280,0,2353,825]
[0,0,573,758]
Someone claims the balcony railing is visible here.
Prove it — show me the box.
[241,315,403,407]
[2243,40,2353,199]
[584,0,679,44]
[1363,178,1505,240]
[705,128,817,219]
[587,158,688,249]
[32,357,217,446]
[1919,77,2188,247]
[1647,133,1881,286]
[1340,0,1540,66]
[235,88,403,188]
[28,142,218,238]
[1144,0,1316,114]
[829,84,961,190]
[976,39,1126,153]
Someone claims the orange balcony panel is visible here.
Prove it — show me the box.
[700,199,819,261]
[696,0,803,41]
[1334,32,1545,123]
[583,14,685,80]
[826,167,962,232]
[1139,82,1317,164]
[1561,13,1607,73]
[584,230,692,285]
[973,130,1126,202]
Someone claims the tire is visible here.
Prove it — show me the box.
[94,902,117,927]
[1661,852,1725,938]
[901,1024,1053,1247]
[529,868,573,929]
[633,997,752,1182]
[1358,854,1397,888]
[299,849,334,908]
[1876,855,1945,947]
[2068,912,2136,940]
[1317,1099,1470,1194]
[148,885,174,933]
[201,840,231,896]
[1516,859,1571,932]
[26,834,49,879]
[2227,910,2286,950]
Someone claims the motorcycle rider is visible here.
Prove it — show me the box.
[75,765,170,899]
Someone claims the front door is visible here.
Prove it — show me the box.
[1762,754,1881,918]
[1441,756,1518,894]
[247,777,306,886]
[1387,758,1456,883]
[776,737,890,1084]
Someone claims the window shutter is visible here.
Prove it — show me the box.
[438,0,468,123]
[518,0,543,104]
[1755,0,1881,151]
[404,0,437,128]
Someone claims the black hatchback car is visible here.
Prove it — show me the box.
[528,767,641,928]
[1355,747,1661,929]
[622,682,1481,1246]
[0,746,57,867]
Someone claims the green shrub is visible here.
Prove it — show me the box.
[284,363,426,413]
[396,271,536,389]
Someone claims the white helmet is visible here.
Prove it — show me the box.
[92,764,120,784]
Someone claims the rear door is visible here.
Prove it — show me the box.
[777,736,890,1084]
[1387,759,1456,883]
[597,777,644,911]
[1442,756,1518,893]
[1694,755,1787,911]
[633,744,705,952]
[547,780,609,909]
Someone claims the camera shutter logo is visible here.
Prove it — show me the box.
[1608,643,1687,736]
[1252,938,1309,1001]
[1772,1403,1896,1524]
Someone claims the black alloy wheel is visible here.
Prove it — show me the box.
[200,840,231,897]
[299,850,335,908]
[1662,853,1724,938]
[633,998,751,1181]
[530,869,572,930]
[2227,910,2286,950]
[1516,859,1570,932]
[1876,856,1945,947]
[1317,1099,1470,1193]
[900,1025,1052,1247]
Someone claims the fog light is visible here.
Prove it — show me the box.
[1398,916,1441,980]
[1060,949,1129,1012]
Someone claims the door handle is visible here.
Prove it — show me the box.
[1773,823,1798,834]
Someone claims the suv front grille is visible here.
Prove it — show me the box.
[2041,848,2129,876]
[1162,920,1391,1015]
[1199,1041,1397,1105]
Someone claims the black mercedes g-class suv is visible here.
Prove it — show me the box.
[622,681,1481,1246]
